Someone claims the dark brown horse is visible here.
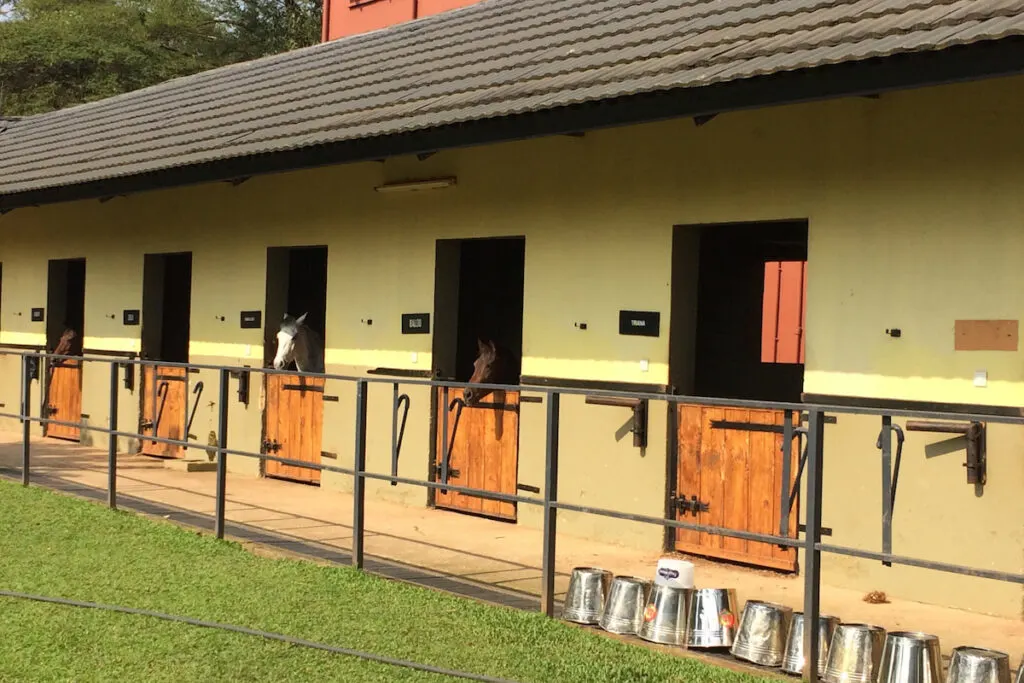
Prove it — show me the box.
[464,338,519,405]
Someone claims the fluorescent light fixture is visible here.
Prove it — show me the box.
[374,177,456,193]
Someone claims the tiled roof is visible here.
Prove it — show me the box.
[1,0,1022,200]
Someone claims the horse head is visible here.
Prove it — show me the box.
[465,338,512,404]
[273,312,307,370]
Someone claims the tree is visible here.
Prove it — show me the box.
[0,0,322,117]
[208,0,321,60]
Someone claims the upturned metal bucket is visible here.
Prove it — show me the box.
[876,631,942,683]
[684,587,739,649]
[561,567,613,625]
[781,612,840,677]
[598,576,653,636]
[946,647,1012,683]
[822,623,887,683]
[730,600,793,667]
[638,584,691,646]
[1014,657,1023,683]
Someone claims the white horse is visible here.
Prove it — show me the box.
[272,312,325,374]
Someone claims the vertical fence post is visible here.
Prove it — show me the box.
[21,353,32,487]
[802,408,826,683]
[107,362,119,509]
[214,368,230,540]
[352,379,368,569]
[541,391,560,617]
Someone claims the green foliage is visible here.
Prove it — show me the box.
[0,481,774,682]
[0,0,322,117]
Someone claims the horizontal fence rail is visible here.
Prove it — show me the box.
[1,348,1022,683]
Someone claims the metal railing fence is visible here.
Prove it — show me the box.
[1,348,1022,683]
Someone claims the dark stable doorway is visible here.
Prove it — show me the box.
[671,221,808,403]
[142,252,193,363]
[432,237,525,382]
[46,258,86,351]
[263,246,328,369]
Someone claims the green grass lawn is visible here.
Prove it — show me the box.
[0,481,774,683]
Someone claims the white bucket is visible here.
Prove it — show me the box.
[654,558,695,589]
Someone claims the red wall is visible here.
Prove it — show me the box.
[323,0,482,41]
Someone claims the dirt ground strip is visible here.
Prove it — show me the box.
[0,431,1021,674]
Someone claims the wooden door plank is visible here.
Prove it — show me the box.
[698,407,724,551]
[746,409,777,563]
[721,408,750,556]
[675,404,704,550]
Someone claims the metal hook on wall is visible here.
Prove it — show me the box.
[876,416,905,567]
[186,381,204,441]
[391,384,411,487]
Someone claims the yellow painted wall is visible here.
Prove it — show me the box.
[1,74,1023,618]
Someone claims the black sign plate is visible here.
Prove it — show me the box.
[401,313,430,335]
[123,309,140,326]
[618,310,660,337]
[30,307,44,322]
[240,310,262,329]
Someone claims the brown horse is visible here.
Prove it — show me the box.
[464,338,518,405]
[52,327,81,358]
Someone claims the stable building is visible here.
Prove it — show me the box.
[0,0,1022,621]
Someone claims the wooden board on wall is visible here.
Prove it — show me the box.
[675,404,799,572]
[140,366,188,459]
[45,360,82,442]
[264,373,324,485]
[434,387,519,522]
[954,319,1019,351]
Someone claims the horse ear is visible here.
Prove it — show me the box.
[296,312,308,325]
[282,313,292,322]
[477,338,486,354]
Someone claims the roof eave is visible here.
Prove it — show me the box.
[2,38,1023,213]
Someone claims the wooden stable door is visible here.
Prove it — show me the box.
[434,388,519,521]
[263,373,324,484]
[675,404,800,572]
[45,359,82,441]
[140,366,189,458]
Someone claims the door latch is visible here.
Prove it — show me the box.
[673,495,709,517]
[261,439,282,453]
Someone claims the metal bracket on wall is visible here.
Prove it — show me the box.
[121,362,134,392]
[905,419,986,486]
[584,395,648,448]
[230,367,250,406]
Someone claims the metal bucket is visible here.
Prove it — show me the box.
[638,584,691,646]
[561,567,613,625]
[876,631,942,683]
[946,647,1012,683]
[822,623,887,683]
[684,587,739,649]
[1015,658,1023,683]
[781,612,840,677]
[730,600,793,667]
[598,576,653,636]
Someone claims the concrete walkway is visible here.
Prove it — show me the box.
[1,432,1021,672]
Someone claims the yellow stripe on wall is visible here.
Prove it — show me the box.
[325,348,431,369]
[82,337,141,353]
[189,341,263,360]
[0,331,46,347]
[522,357,669,385]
